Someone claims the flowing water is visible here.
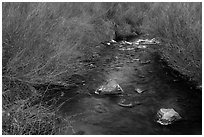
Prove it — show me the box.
[53,39,201,135]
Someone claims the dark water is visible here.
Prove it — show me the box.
[54,41,202,135]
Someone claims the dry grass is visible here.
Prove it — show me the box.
[2,3,116,84]
[142,2,202,85]
[2,76,78,135]
[2,3,118,134]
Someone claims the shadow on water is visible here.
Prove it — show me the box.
[53,42,201,135]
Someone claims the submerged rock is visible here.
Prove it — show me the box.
[156,108,181,125]
[95,79,124,95]
[118,98,142,108]
[94,103,108,113]
[118,102,135,108]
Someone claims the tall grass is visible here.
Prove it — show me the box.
[2,3,116,84]
[142,2,202,85]
[2,3,115,134]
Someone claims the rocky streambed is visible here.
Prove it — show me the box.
[42,38,201,135]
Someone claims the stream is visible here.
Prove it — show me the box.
[49,39,201,135]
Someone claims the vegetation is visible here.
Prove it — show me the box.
[2,2,202,134]
[142,2,202,85]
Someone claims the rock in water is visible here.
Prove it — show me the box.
[118,99,134,108]
[135,88,146,94]
[95,104,108,113]
[118,98,142,108]
[95,79,124,95]
[156,108,181,125]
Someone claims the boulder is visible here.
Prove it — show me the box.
[156,108,182,125]
[95,79,124,95]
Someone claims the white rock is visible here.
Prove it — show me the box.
[124,41,133,45]
[157,108,181,125]
[111,39,117,43]
[95,79,124,95]
[138,45,147,49]
[135,88,146,93]
[133,58,140,61]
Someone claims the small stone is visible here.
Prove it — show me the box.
[90,64,95,67]
[95,79,124,95]
[61,92,64,96]
[173,79,178,82]
[133,58,140,61]
[135,88,146,93]
[111,39,117,43]
[95,104,108,113]
[118,99,142,108]
[118,102,134,108]
[118,99,134,108]
[156,108,182,125]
